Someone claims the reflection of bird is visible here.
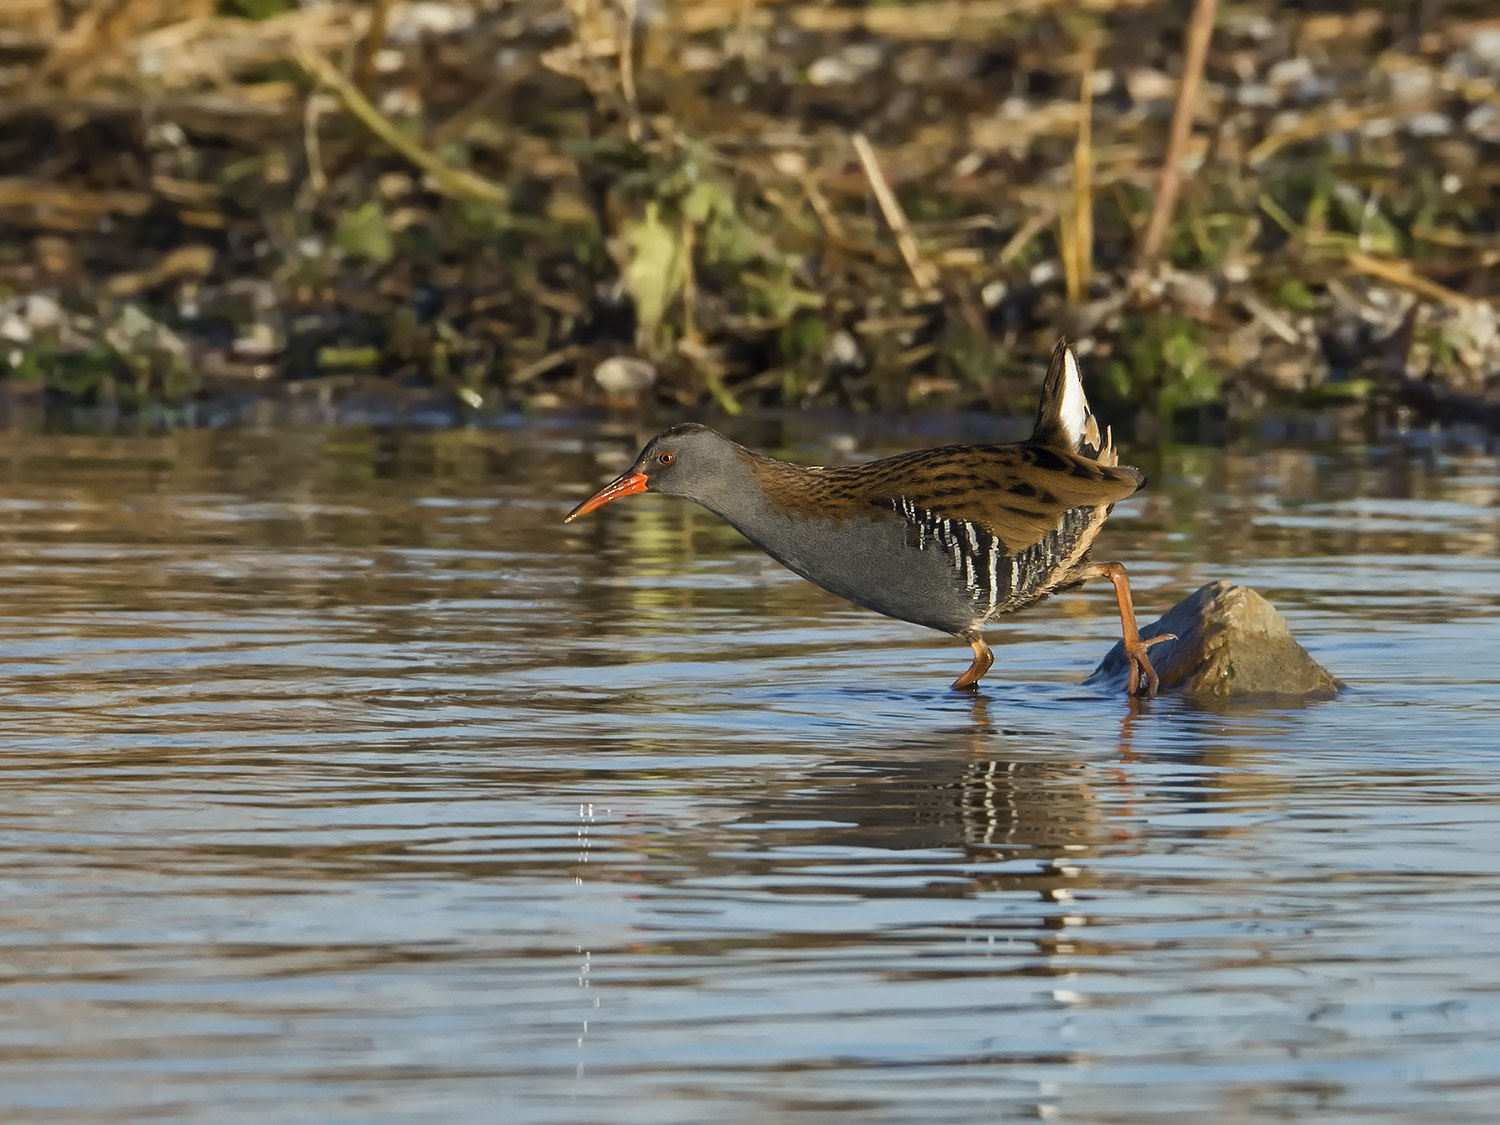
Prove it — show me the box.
[567,340,1167,695]
[733,745,1107,866]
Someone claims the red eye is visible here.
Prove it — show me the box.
[658,451,674,465]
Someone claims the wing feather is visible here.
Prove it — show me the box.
[862,445,1142,554]
[747,439,1145,556]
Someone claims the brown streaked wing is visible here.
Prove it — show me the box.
[855,444,1144,554]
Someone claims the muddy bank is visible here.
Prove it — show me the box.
[0,1,1497,431]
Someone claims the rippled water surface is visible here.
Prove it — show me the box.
[1,420,1498,1124]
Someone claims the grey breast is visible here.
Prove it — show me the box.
[727,504,980,636]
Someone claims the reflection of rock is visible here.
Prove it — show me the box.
[1088,581,1342,700]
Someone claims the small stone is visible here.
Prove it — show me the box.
[1164,270,1217,311]
[1235,83,1278,108]
[1405,111,1451,138]
[841,43,885,73]
[1029,260,1061,286]
[1386,64,1435,104]
[1086,581,1343,700]
[823,329,863,372]
[771,151,806,177]
[378,173,415,200]
[1125,67,1176,104]
[806,58,852,87]
[593,356,657,396]
[147,121,186,149]
[678,44,721,73]
[0,294,64,339]
[1461,28,1500,68]
[1087,69,1116,96]
[807,44,883,87]
[233,322,282,359]
[1465,105,1500,142]
[0,314,29,346]
[1227,13,1276,42]
[1266,56,1314,89]
[378,88,422,118]
[386,1,475,44]
[106,305,187,357]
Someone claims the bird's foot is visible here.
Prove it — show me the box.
[951,637,994,691]
[1124,632,1176,698]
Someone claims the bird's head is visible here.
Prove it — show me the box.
[564,423,733,522]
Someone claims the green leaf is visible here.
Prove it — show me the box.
[623,203,684,350]
[683,181,732,225]
[334,201,394,264]
[219,0,296,19]
[1275,279,1315,312]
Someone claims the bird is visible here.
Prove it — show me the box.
[564,340,1169,696]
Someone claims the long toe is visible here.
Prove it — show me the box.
[951,638,994,691]
[951,661,987,691]
[1127,645,1160,699]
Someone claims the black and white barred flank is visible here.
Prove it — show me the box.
[893,496,1096,618]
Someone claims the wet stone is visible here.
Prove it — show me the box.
[1087,581,1343,700]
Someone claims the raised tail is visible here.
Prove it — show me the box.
[1028,339,1116,466]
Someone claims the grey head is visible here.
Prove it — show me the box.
[564,423,745,522]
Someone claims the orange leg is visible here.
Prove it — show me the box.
[951,636,994,691]
[1076,561,1174,698]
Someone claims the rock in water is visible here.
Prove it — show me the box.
[1086,581,1342,700]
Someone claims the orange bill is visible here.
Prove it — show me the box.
[564,471,649,522]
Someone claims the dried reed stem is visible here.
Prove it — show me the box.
[1061,43,1096,304]
[680,214,697,341]
[852,132,939,295]
[999,205,1058,265]
[295,46,508,207]
[1346,251,1473,309]
[800,172,845,241]
[353,0,393,97]
[1140,0,1217,266]
[303,78,327,196]
[618,0,642,140]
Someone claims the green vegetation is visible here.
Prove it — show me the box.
[0,0,1494,429]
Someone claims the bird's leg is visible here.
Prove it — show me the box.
[951,635,994,691]
[1076,561,1174,698]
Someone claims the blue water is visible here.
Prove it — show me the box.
[0,426,1497,1123]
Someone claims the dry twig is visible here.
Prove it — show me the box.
[1060,43,1096,303]
[1140,0,1217,266]
[1345,252,1474,309]
[294,46,509,207]
[852,132,939,296]
[353,0,393,96]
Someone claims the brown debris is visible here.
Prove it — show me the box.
[0,0,1494,426]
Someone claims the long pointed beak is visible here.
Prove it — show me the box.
[564,471,649,522]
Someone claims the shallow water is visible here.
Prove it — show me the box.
[1,421,1498,1124]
